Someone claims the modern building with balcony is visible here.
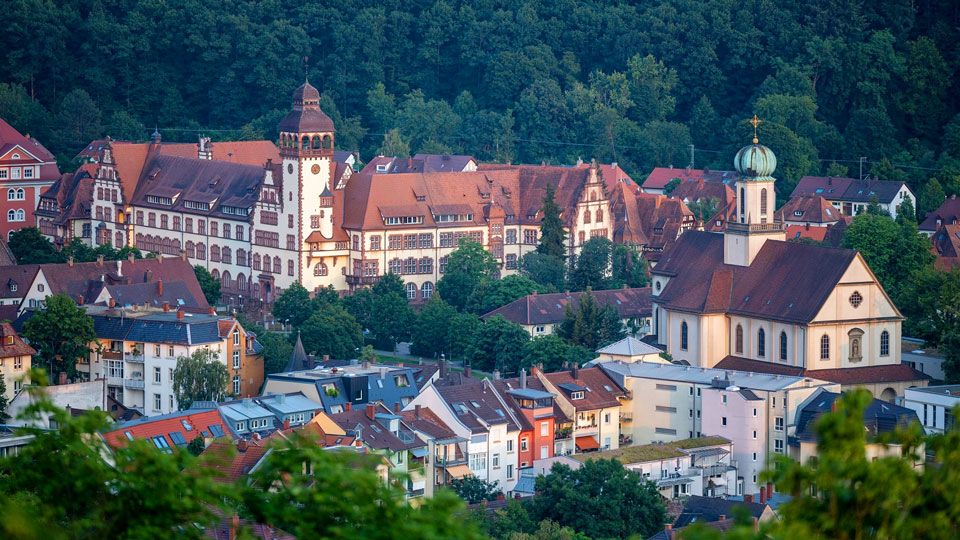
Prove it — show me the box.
[399,404,470,497]
[535,365,626,454]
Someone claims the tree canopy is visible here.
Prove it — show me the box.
[22,294,96,381]
[172,348,229,409]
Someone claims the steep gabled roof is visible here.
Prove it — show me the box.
[101,407,233,450]
[776,195,840,224]
[793,390,919,442]
[285,332,309,372]
[543,367,625,411]
[840,179,909,203]
[0,264,38,299]
[434,380,521,434]
[920,194,960,232]
[714,356,930,385]
[791,176,855,199]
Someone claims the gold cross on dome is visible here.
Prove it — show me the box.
[749,114,761,144]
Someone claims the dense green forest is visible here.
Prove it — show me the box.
[2,0,960,211]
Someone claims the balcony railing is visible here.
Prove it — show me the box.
[620,413,633,422]
[396,431,416,444]
[436,457,468,466]
[123,378,145,389]
[102,351,122,360]
[124,353,145,363]
[726,221,784,234]
[345,274,381,286]
[694,464,736,477]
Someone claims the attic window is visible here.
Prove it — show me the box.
[794,210,803,217]
[184,200,210,211]
[416,195,426,202]
[849,291,863,308]
[571,391,584,400]
[146,195,173,206]
[470,400,480,408]
[376,164,388,173]
[384,215,423,225]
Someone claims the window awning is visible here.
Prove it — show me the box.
[444,464,473,479]
[411,447,429,458]
[575,436,599,451]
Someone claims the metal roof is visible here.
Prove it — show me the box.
[601,361,824,391]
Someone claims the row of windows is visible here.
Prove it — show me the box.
[387,257,434,275]
[209,269,250,292]
[405,282,434,300]
[727,323,890,360]
[582,208,604,224]
[6,209,25,222]
[97,187,118,202]
[134,212,246,239]
[6,188,25,201]
[0,166,35,179]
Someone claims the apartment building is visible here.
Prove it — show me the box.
[0,322,31,400]
[399,404,470,497]
[405,379,522,492]
[902,385,960,435]
[535,366,625,454]
[80,306,263,415]
[262,361,422,413]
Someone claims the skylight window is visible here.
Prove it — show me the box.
[124,431,133,441]
[181,419,193,431]
[470,400,480,408]
[495,409,504,417]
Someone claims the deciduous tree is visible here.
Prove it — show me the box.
[23,294,95,381]
[172,349,229,409]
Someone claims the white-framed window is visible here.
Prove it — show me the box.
[232,375,240,394]
[153,367,161,384]
[233,351,240,369]
[604,413,611,424]
[23,167,32,179]
[10,168,20,179]
[107,360,123,379]
[752,430,757,439]
[753,408,757,417]
[535,325,545,334]
[168,346,174,357]
[774,439,784,453]
[469,453,486,471]
[6,189,15,201]
[0,169,6,179]
[154,345,161,357]
[506,439,513,452]
[233,329,240,346]
[154,393,161,411]
[169,395,174,409]
[492,453,500,468]
[752,452,757,462]
[775,417,784,431]
[540,421,548,436]
[520,438,528,451]
[721,417,727,426]
[507,464,514,479]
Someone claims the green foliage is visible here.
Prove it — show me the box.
[186,436,205,457]
[537,185,567,260]
[531,458,666,539]
[568,237,613,291]
[468,274,540,315]
[450,476,501,504]
[299,304,363,360]
[60,239,143,264]
[172,349,229,409]
[663,177,682,195]
[518,252,566,292]
[257,330,294,375]
[271,282,313,328]
[437,240,498,311]
[192,266,221,306]
[410,294,459,358]
[610,243,649,289]
[366,274,414,349]
[0,374,8,423]
[919,177,947,217]
[686,196,720,222]
[520,334,596,372]
[842,212,935,300]
[467,315,529,373]
[8,227,62,264]
[22,294,96,381]
[556,289,624,350]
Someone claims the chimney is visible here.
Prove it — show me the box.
[362,359,370,369]
[520,368,527,389]
[767,482,774,497]
[805,222,810,231]
[408,157,413,167]
[77,295,84,305]
[492,369,500,380]
[177,310,184,320]
[157,279,163,295]
[366,404,376,420]
[229,513,240,540]
[531,290,537,296]
[128,252,136,263]
[439,357,448,378]
[759,486,766,504]
[531,365,541,377]
[108,297,115,309]
[719,515,726,521]
[180,249,187,261]
[163,302,170,312]
[67,257,74,267]
[283,419,290,430]
[237,439,248,453]
[415,404,421,419]
[96,254,104,266]
[394,402,401,413]
[208,307,216,315]
[464,365,471,378]
[345,402,352,411]
[323,355,330,362]
[572,364,579,380]
[744,494,754,503]
[58,372,67,385]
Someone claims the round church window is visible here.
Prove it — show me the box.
[849,291,862,308]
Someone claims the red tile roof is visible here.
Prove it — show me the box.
[920,194,960,232]
[201,439,269,483]
[398,407,458,440]
[481,287,652,325]
[101,408,233,450]
[790,176,855,200]
[714,356,930,384]
[786,225,829,242]
[543,367,625,411]
[0,322,34,358]
[776,195,840,224]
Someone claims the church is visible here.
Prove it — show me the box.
[650,122,928,400]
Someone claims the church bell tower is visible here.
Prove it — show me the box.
[724,115,785,266]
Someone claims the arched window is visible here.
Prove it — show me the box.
[7,230,12,241]
[210,245,221,262]
[6,189,15,201]
[312,136,321,150]
[252,254,261,271]
[405,283,417,300]
[6,210,14,221]
[779,331,787,361]
[739,187,745,222]
[735,324,743,354]
[322,135,332,149]
[757,328,766,358]
[760,188,768,215]
[301,136,310,149]
[273,257,281,274]
[820,334,830,360]
[596,209,603,223]
[237,273,247,292]
[422,282,434,299]
[680,321,688,351]
[17,188,24,200]
[221,270,232,290]
[211,269,219,281]
[880,330,890,357]
[314,262,328,276]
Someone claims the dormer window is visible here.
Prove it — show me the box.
[376,164,388,173]
[571,391,584,400]
[794,210,803,217]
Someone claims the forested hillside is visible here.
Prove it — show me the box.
[2,0,959,211]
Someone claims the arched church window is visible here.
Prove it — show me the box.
[405,283,417,300]
[758,328,766,358]
[760,188,768,215]
[680,321,688,351]
[314,262,328,276]
[880,330,890,357]
[820,334,830,360]
[779,331,787,361]
[739,187,745,222]
[735,324,743,354]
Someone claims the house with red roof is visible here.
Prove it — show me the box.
[535,365,626,455]
[931,223,960,270]
[100,405,234,453]
[791,176,914,219]
[920,194,960,236]
[0,117,59,240]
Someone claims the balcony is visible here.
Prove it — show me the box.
[694,464,736,477]
[124,353,145,363]
[435,456,468,467]
[345,274,381,286]
[620,412,633,423]
[123,378,145,390]
[725,221,784,234]
[555,427,573,440]
[102,350,122,361]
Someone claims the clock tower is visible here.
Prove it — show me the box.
[277,78,336,284]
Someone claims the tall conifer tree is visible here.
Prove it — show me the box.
[537,185,566,259]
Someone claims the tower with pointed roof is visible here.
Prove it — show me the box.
[723,116,785,266]
[277,78,337,290]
